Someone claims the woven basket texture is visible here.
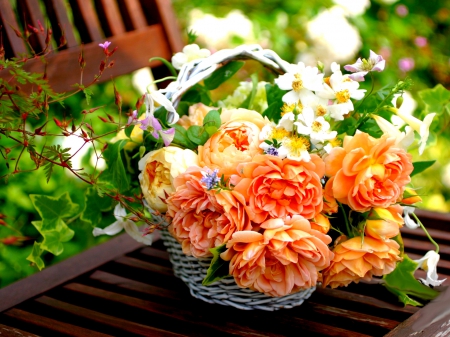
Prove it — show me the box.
[161,230,316,311]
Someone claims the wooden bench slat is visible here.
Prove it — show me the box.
[35,296,179,336]
[153,0,184,52]
[0,323,39,337]
[3,308,112,337]
[0,0,28,56]
[69,0,103,43]
[96,0,126,36]
[19,0,47,50]
[121,0,148,29]
[43,0,79,48]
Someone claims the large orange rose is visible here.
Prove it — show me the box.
[322,235,402,289]
[221,215,333,297]
[233,154,325,223]
[324,132,413,212]
[198,108,269,176]
[166,167,224,258]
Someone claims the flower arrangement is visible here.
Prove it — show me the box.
[91,43,445,307]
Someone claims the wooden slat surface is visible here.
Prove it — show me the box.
[0,211,449,337]
[0,0,28,55]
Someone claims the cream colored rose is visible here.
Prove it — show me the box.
[198,108,270,176]
[139,147,199,212]
[177,103,215,129]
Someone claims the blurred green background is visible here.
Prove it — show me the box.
[1,0,449,287]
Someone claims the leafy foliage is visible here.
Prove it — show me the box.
[202,243,230,285]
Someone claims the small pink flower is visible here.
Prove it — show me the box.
[398,58,415,72]
[99,41,111,50]
[414,37,428,48]
[396,5,408,17]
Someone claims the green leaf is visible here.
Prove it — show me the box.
[262,83,286,122]
[240,73,259,110]
[26,242,45,270]
[172,124,197,149]
[383,254,439,306]
[83,88,94,105]
[181,84,212,106]
[204,61,245,90]
[80,187,113,227]
[336,117,358,136]
[411,160,436,177]
[358,118,383,138]
[418,84,450,114]
[187,125,210,146]
[202,243,230,286]
[100,139,130,192]
[124,125,134,138]
[203,109,221,136]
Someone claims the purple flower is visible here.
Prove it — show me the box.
[127,110,138,126]
[344,50,385,82]
[200,168,220,190]
[160,128,175,146]
[139,115,174,146]
[396,5,408,17]
[398,58,415,72]
[265,146,279,156]
[99,41,111,50]
[414,36,428,48]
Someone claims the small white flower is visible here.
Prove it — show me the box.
[275,62,324,105]
[93,204,153,245]
[295,107,337,144]
[171,44,211,70]
[414,251,447,287]
[403,206,419,229]
[278,112,296,132]
[344,50,385,82]
[318,62,366,120]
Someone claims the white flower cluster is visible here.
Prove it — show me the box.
[259,61,365,162]
[218,81,269,113]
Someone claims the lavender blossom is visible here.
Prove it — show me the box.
[200,168,220,190]
[265,146,279,156]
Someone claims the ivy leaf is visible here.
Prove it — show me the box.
[202,243,230,286]
[181,84,212,105]
[100,139,130,192]
[202,109,221,136]
[418,84,450,114]
[383,254,439,306]
[263,83,285,122]
[172,124,197,149]
[204,61,244,90]
[26,242,45,271]
[80,187,113,227]
[187,125,209,146]
[336,116,358,136]
[411,160,436,177]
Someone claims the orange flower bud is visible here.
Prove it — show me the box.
[311,213,331,234]
[401,188,422,205]
[365,205,403,240]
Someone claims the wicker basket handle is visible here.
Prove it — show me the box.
[164,44,290,109]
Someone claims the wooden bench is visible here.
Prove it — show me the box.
[0,0,183,92]
[0,209,449,336]
[2,1,450,335]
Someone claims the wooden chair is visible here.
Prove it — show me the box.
[0,0,183,92]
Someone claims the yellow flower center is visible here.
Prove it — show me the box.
[311,121,322,132]
[336,89,350,103]
[329,138,342,147]
[270,128,290,140]
[292,73,303,92]
[281,103,295,116]
[316,105,327,116]
[285,136,310,156]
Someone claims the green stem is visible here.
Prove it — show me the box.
[412,212,439,253]
[338,202,352,237]
[356,72,375,111]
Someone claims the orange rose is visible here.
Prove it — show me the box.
[198,108,269,176]
[365,205,404,240]
[233,154,325,222]
[177,103,215,129]
[324,132,413,212]
[322,235,402,288]
[166,167,224,258]
[221,215,333,297]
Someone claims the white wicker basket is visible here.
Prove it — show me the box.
[160,45,316,310]
[161,230,316,311]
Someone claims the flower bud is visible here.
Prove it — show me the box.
[310,213,331,234]
[396,95,404,109]
[401,188,422,205]
[365,206,403,240]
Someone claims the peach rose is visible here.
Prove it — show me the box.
[322,235,402,289]
[324,132,413,212]
[139,147,199,212]
[198,108,269,176]
[233,154,325,223]
[177,103,215,129]
[166,167,229,258]
[221,215,333,297]
[365,205,404,241]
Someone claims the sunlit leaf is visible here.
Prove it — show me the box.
[202,243,230,286]
[411,160,436,177]
[204,61,244,90]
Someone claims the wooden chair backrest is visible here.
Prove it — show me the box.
[0,0,183,92]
